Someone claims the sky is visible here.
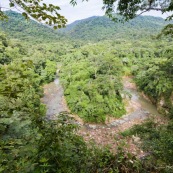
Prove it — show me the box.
[1,0,172,23]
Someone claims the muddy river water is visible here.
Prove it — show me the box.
[41,76,163,150]
[42,76,161,127]
[41,78,69,119]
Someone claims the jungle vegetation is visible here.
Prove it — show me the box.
[0,10,173,172]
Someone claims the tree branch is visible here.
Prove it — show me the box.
[136,7,166,17]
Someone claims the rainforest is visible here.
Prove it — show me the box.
[0,10,173,173]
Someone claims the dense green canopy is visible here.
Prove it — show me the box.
[0,6,173,173]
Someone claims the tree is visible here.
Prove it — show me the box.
[102,0,173,21]
[0,0,173,29]
[102,0,173,37]
[0,0,68,29]
[158,24,173,38]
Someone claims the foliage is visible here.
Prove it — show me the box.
[60,48,126,123]
[0,0,173,31]
[0,32,25,64]
[0,46,144,172]
[0,61,44,172]
[2,11,172,43]
[40,60,57,83]
[60,15,172,42]
[2,0,67,28]
[122,118,173,172]
[133,56,173,116]
[0,61,44,121]
[0,11,65,43]
[0,9,173,173]
[158,24,173,38]
[102,0,173,21]
[35,114,144,173]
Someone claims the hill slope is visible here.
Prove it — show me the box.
[0,11,172,42]
[0,11,65,42]
[61,15,171,41]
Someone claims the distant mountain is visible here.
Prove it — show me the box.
[61,15,171,41]
[0,11,64,42]
[0,11,172,42]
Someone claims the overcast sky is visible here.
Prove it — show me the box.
[1,0,172,23]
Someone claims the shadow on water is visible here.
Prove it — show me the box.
[126,87,161,116]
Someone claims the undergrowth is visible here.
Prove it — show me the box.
[121,117,173,172]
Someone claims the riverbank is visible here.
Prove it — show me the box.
[41,76,164,149]
[41,78,69,119]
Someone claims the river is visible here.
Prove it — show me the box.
[41,78,69,119]
[42,76,161,126]
[41,75,163,153]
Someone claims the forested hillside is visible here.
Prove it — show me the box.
[1,11,172,42]
[0,10,173,172]
[60,15,172,41]
[0,11,65,43]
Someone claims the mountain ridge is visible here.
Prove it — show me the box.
[61,15,171,41]
[0,11,172,42]
[0,11,65,42]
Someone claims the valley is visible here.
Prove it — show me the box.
[0,10,173,173]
